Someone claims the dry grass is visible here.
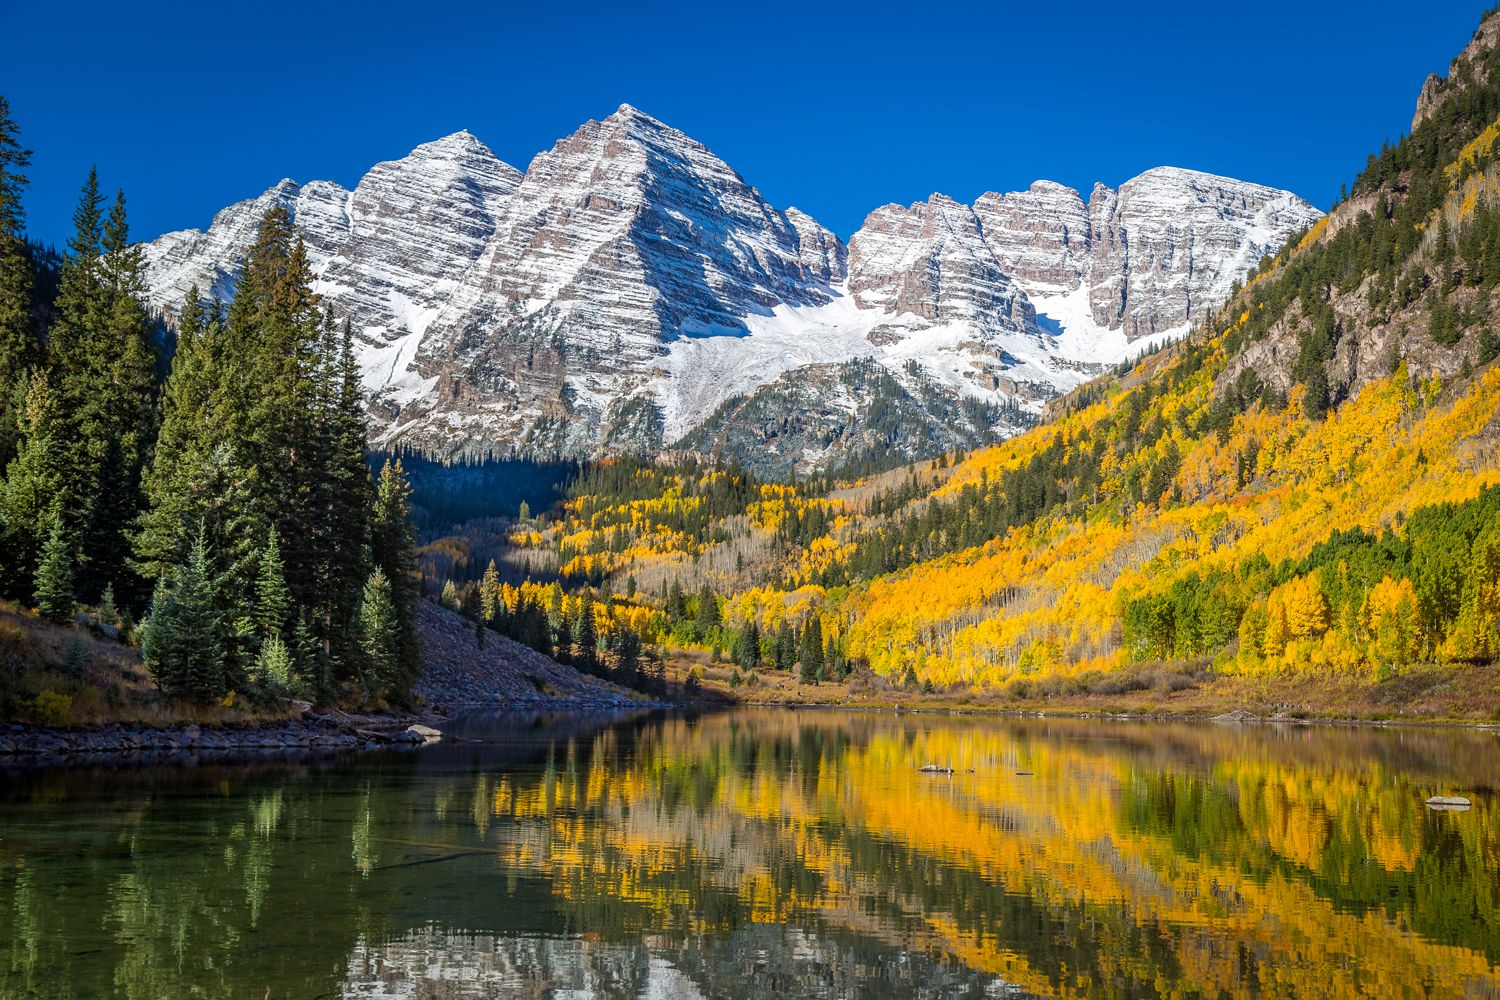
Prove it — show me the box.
[667,644,1500,725]
[0,601,299,727]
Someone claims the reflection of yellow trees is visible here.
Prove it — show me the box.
[474,714,1500,998]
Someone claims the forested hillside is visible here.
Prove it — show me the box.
[436,10,1500,703]
[0,96,422,720]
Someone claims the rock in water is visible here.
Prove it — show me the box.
[1426,795,1472,811]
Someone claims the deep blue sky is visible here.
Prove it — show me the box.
[3,1,1494,247]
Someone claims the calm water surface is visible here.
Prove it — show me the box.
[2,709,1498,999]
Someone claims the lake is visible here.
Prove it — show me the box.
[1,709,1498,998]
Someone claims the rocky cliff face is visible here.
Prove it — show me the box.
[847,194,1040,336]
[972,180,1092,292]
[139,105,1320,475]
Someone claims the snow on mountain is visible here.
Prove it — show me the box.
[138,106,1322,475]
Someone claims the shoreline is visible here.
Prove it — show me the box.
[741,698,1500,732]
[0,710,444,765]
[8,687,1499,768]
[0,696,687,766]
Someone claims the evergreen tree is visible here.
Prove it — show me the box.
[33,507,73,624]
[98,583,116,627]
[479,559,501,622]
[800,618,825,679]
[696,585,720,636]
[734,618,761,669]
[775,621,795,671]
[136,444,264,600]
[553,611,573,662]
[371,459,421,690]
[141,533,226,702]
[1479,325,1500,366]
[576,600,598,673]
[140,289,217,521]
[48,169,106,523]
[356,567,400,702]
[80,189,157,604]
[0,373,60,597]
[133,210,419,703]
[0,95,35,454]
[254,529,292,639]
[615,624,641,680]
[253,632,295,696]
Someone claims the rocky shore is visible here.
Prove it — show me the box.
[0,601,677,767]
[0,713,442,766]
[414,601,656,712]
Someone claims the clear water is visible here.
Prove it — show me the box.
[2,709,1498,998]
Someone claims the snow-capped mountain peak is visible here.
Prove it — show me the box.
[137,107,1321,475]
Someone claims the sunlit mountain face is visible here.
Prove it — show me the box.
[2,710,1497,999]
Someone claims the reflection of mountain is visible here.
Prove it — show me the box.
[1,713,1498,998]
[344,924,1011,999]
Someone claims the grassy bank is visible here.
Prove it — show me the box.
[0,602,307,728]
[664,650,1500,726]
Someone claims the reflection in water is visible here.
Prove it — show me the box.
[1,710,1499,998]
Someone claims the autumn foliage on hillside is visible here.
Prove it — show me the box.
[430,11,1500,697]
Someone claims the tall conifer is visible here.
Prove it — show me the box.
[0,373,60,597]
[0,95,35,455]
[33,507,73,623]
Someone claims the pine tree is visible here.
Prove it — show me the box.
[576,599,599,673]
[48,169,106,523]
[775,621,795,671]
[33,507,74,624]
[615,625,641,680]
[133,208,416,699]
[253,632,295,696]
[696,585,720,637]
[141,533,225,702]
[371,459,421,689]
[79,189,157,604]
[98,583,116,627]
[140,289,217,515]
[254,529,292,639]
[50,169,104,374]
[734,618,761,669]
[1479,325,1500,366]
[800,617,825,679]
[137,444,265,599]
[0,95,35,451]
[0,373,60,597]
[553,611,573,662]
[480,559,501,622]
[356,567,400,702]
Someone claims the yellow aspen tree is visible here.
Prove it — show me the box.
[1366,576,1420,670]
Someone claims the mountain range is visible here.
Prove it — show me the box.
[139,106,1321,475]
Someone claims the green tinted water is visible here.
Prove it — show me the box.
[1,710,1498,998]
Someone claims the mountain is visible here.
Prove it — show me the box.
[139,107,1320,475]
[469,10,1500,701]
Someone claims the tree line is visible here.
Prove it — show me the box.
[0,97,420,707]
